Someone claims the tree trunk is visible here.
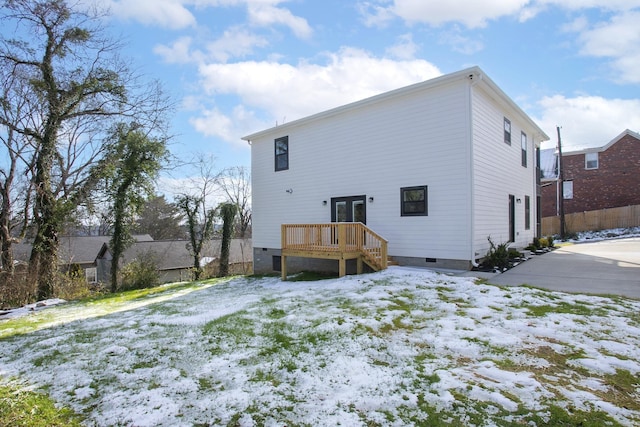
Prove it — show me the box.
[218,203,236,278]
[29,214,60,300]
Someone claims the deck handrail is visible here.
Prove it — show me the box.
[281,223,388,271]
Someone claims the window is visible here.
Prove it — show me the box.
[585,152,598,169]
[563,180,573,199]
[521,132,527,167]
[85,267,97,283]
[274,136,289,171]
[401,186,428,216]
[524,196,531,230]
[504,117,511,145]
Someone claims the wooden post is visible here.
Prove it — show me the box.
[356,256,363,274]
[281,255,287,281]
[281,224,287,280]
[339,258,346,277]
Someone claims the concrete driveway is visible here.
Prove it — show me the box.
[487,237,640,299]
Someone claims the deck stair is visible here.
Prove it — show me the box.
[281,223,388,280]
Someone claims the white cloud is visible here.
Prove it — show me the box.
[438,26,484,55]
[360,0,529,28]
[190,105,267,145]
[535,95,640,150]
[95,0,311,37]
[247,3,312,39]
[196,47,441,123]
[385,33,419,60]
[154,28,269,65]
[359,0,640,28]
[154,37,201,64]
[206,27,270,62]
[574,11,640,83]
[534,0,640,11]
[104,0,196,29]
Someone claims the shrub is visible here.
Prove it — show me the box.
[507,248,522,259]
[539,237,549,248]
[0,270,35,309]
[485,237,511,270]
[547,235,555,248]
[119,253,160,291]
[54,272,92,301]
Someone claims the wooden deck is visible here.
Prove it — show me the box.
[281,223,388,280]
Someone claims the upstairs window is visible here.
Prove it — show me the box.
[585,152,598,169]
[504,117,511,145]
[521,132,527,167]
[275,136,289,171]
[401,186,428,216]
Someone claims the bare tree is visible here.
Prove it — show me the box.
[218,166,251,238]
[174,154,221,280]
[0,0,171,299]
[0,50,36,274]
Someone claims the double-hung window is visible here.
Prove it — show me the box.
[504,118,511,145]
[401,186,428,216]
[275,136,289,171]
[585,152,598,169]
[521,132,527,167]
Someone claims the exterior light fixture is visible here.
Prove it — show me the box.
[368,196,374,203]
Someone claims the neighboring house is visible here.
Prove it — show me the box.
[97,239,253,284]
[540,129,640,217]
[12,235,252,284]
[12,235,153,283]
[244,66,549,274]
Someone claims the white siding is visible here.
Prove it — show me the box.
[471,85,539,256]
[252,80,473,260]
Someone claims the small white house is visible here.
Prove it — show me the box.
[243,66,549,275]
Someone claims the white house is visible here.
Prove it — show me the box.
[243,66,549,275]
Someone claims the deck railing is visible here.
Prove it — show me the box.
[281,223,388,276]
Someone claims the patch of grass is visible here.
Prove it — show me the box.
[525,301,608,317]
[0,383,83,427]
[0,280,220,339]
[597,369,640,411]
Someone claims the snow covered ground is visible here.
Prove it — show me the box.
[1,267,639,426]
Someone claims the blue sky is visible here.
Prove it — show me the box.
[93,0,639,180]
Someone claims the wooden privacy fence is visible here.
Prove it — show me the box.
[281,223,388,280]
[542,204,640,236]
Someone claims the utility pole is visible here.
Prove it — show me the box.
[557,126,566,240]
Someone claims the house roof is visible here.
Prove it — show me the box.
[541,129,640,180]
[121,239,253,271]
[562,129,640,156]
[242,66,549,143]
[13,235,155,265]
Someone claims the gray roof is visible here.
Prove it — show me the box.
[13,235,154,265]
[122,239,252,271]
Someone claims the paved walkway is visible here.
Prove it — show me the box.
[484,237,640,298]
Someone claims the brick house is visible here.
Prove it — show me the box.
[540,129,640,217]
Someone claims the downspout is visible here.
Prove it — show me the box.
[468,72,482,267]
